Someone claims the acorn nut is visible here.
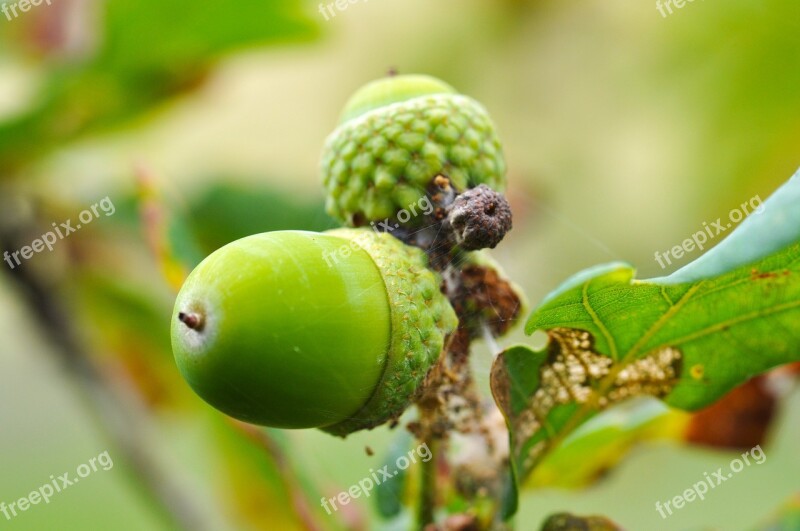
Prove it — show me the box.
[171,229,458,436]
[321,74,507,228]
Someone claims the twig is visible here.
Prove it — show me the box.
[417,437,438,529]
[0,221,213,531]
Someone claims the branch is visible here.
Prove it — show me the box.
[0,219,213,531]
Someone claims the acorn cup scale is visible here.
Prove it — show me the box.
[171,230,457,436]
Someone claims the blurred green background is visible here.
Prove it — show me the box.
[0,0,798,529]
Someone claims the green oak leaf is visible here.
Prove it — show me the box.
[0,0,318,173]
[492,169,800,518]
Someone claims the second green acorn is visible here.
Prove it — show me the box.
[321,74,507,228]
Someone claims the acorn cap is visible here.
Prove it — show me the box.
[321,74,507,227]
[322,228,458,436]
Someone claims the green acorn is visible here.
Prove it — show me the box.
[321,74,507,227]
[171,229,457,436]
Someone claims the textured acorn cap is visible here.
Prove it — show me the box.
[322,228,458,436]
[321,74,507,227]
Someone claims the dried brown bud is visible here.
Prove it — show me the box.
[446,185,512,250]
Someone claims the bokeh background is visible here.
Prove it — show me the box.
[0,0,798,529]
